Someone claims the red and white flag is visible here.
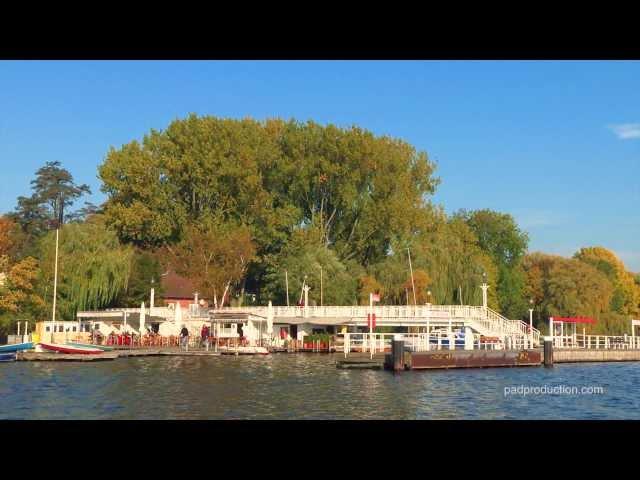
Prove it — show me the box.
[371,293,380,302]
[367,313,377,330]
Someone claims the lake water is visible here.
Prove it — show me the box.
[1,353,639,419]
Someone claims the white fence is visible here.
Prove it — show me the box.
[338,332,538,358]
[552,334,640,350]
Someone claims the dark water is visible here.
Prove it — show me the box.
[1,354,639,419]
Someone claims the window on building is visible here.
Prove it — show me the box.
[72,326,77,332]
[45,326,50,332]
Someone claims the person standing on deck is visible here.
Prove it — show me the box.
[180,325,189,349]
[201,324,210,348]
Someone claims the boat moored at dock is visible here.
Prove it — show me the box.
[65,342,115,352]
[38,342,103,355]
[218,345,270,355]
[0,342,34,353]
[0,352,17,362]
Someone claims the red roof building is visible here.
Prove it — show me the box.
[161,271,207,309]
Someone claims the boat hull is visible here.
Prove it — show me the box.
[218,346,270,355]
[0,352,17,362]
[65,342,115,352]
[39,342,103,355]
[0,342,34,353]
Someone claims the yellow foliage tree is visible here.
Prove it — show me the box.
[358,275,384,305]
[402,269,432,304]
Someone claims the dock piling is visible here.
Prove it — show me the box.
[543,336,553,367]
[392,335,405,371]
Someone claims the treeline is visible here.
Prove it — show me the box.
[1,115,638,336]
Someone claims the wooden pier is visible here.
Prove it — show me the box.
[15,348,221,362]
[17,351,119,362]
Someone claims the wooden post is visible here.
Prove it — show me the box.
[543,336,553,367]
[392,335,404,372]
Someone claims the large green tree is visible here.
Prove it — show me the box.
[98,116,439,302]
[455,209,529,318]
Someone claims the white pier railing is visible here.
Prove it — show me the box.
[338,332,531,358]
[552,334,640,350]
[214,304,541,346]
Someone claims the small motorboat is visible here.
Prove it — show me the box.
[38,342,103,355]
[65,342,115,352]
[0,342,34,353]
[218,346,270,355]
[0,352,17,362]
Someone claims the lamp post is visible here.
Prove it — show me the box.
[528,299,534,331]
[480,272,489,310]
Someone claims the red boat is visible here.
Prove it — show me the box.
[38,342,103,355]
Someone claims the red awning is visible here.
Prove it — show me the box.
[551,317,596,324]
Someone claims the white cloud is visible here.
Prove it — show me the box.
[609,123,640,140]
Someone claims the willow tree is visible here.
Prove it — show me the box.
[261,227,359,306]
[382,215,499,309]
[37,216,133,320]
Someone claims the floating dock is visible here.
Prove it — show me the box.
[401,349,542,370]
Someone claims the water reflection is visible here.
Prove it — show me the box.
[1,354,639,419]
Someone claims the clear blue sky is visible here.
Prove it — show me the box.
[1,61,639,270]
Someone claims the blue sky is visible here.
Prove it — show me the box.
[1,61,638,269]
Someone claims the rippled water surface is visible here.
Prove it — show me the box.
[1,354,639,419]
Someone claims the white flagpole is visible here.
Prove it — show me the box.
[407,248,417,308]
[320,267,323,307]
[369,293,373,359]
[51,226,60,343]
[285,270,290,307]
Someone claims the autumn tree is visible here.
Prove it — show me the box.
[522,252,617,334]
[401,269,433,304]
[0,256,46,337]
[358,275,384,306]
[573,247,639,316]
[166,218,256,307]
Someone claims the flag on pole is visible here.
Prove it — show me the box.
[367,314,377,331]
